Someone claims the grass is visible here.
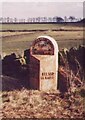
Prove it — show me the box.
[1,23,84,55]
[1,88,84,118]
[0,23,83,31]
[1,24,61,31]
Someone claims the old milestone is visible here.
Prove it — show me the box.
[29,36,58,91]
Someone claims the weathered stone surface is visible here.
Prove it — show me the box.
[29,36,58,91]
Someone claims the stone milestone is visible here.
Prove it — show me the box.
[29,36,58,91]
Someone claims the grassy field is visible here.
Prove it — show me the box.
[0,23,83,31]
[0,23,84,55]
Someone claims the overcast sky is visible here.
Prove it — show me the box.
[1,2,83,19]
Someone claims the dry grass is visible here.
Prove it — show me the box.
[1,30,83,55]
[1,88,84,118]
[0,23,83,31]
[0,31,34,37]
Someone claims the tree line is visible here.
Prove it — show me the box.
[0,16,81,23]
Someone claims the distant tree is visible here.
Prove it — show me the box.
[7,17,10,23]
[0,17,3,23]
[27,18,31,23]
[38,17,41,22]
[43,17,47,22]
[4,17,7,23]
[32,18,36,22]
[78,18,82,22]
[48,17,53,22]
[53,17,57,22]
[23,19,25,23]
[10,18,13,23]
[14,18,17,23]
[36,17,41,22]
[64,16,68,22]
[69,16,75,22]
[29,18,32,23]
[56,17,64,22]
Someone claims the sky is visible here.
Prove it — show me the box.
[0,1,84,19]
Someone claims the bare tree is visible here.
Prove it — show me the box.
[14,18,17,23]
[64,16,68,22]
[48,17,53,22]
[69,16,75,22]
[7,17,10,23]
[53,17,57,22]
[0,17,3,23]
[56,17,64,22]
